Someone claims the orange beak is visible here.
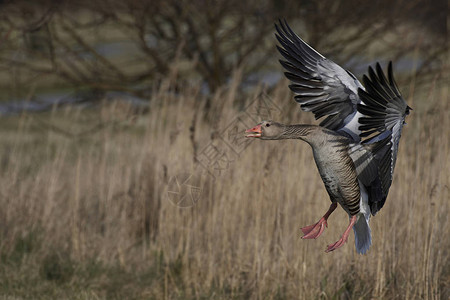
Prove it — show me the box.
[245,124,262,138]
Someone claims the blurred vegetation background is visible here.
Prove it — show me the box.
[0,0,447,103]
[0,1,448,299]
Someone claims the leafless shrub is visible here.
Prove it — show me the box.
[0,0,446,104]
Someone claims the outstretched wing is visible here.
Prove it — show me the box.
[275,20,364,141]
[353,62,411,215]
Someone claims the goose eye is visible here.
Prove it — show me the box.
[266,124,270,127]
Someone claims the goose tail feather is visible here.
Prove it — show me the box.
[353,215,372,254]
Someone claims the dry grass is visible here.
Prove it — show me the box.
[0,67,448,299]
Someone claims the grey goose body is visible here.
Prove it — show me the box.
[245,20,411,254]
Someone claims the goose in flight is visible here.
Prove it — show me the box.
[245,20,411,254]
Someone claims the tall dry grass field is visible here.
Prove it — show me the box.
[0,68,448,299]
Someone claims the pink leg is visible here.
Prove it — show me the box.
[301,203,337,239]
[325,215,357,253]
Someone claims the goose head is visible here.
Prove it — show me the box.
[245,120,286,140]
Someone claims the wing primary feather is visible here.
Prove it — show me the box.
[356,62,410,215]
[387,61,401,95]
[276,20,362,136]
[277,47,317,76]
[279,61,314,79]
